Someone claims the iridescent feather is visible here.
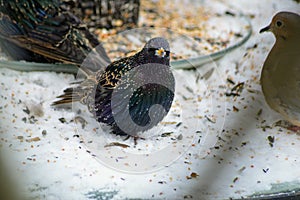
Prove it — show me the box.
[0,0,110,70]
[53,37,175,136]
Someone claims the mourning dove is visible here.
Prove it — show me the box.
[260,11,300,129]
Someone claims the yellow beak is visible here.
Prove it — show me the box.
[155,47,166,58]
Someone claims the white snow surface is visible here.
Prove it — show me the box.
[0,0,300,199]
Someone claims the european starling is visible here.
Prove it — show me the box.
[53,37,175,137]
[61,0,140,30]
[0,0,110,69]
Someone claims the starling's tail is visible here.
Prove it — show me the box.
[52,78,96,106]
[51,87,82,106]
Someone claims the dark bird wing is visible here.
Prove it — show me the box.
[52,54,134,103]
[52,55,135,127]
[106,58,175,135]
[0,0,110,70]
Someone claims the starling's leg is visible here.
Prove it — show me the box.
[111,124,128,136]
[123,135,145,146]
[134,137,138,146]
[133,136,145,146]
[123,135,131,141]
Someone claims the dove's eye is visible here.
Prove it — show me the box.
[276,20,283,27]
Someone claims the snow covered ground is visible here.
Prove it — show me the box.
[0,0,299,199]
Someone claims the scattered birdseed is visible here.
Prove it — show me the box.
[263,168,269,173]
[98,0,250,62]
[204,115,216,123]
[227,78,235,85]
[74,116,88,129]
[104,142,130,148]
[26,137,41,142]
[158,181,167,184]
[177,134,183,140]
[267,136,275,147]
[233,177,239,183]
[161,132,173,137]
[176,122,182,128]
[42,130,47,136]
[58,117,67,123]
[239,166,246,173]
[186,172,199,179]
[23,107,30,115]
[17,136,24,141]
[257,108,263,117]
[184,195,193,199]
[233,106,239,112]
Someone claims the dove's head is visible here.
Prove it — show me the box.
[260,12,300,41]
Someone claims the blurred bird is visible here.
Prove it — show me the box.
[260,11,300,131]
[0,0,110,70]
[61,0,140,30]
[53,37,175,137]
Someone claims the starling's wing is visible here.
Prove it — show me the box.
[108,80,175,135]
[51,56,121,107]
[0,0,111,69]
[86,56,136,126]
[96,56,135,87]
[106,57,175,134]
[0,15,55,62]
[129,83,174,127]
[51,56,126,107]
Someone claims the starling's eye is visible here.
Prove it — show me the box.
[276,20,283,28]
[165,51,170,57]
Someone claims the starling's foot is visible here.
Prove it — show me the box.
[274,120,300,133]
[123,135,145,145]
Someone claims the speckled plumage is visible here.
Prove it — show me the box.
[61,0,140,30]
[53,37,175,136]
[0,0,110,68]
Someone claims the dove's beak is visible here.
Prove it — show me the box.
[259,25,271,33]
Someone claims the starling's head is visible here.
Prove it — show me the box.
[260,12,300,41]
[142,37,170,65]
